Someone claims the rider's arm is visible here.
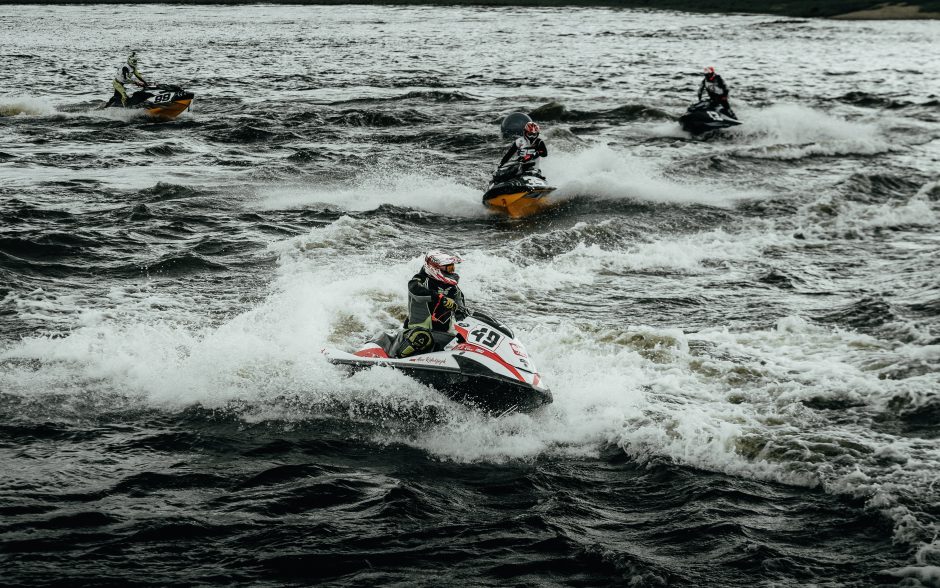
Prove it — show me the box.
[133,68,147,86]
[718,76,728,96]
[536,139,547,158]
[498,143,517,167]
[408,276,434,301]
[697,79,704,100]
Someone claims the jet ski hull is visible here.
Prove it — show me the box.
[323,311,552,414]
[482,168,557,219]
[483,187,557,219]
[143,96,193,121]
[325,349,552,414]
[679,100,741,138]
[105,85,194,121]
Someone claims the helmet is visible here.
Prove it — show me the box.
[523,121,540,142]
[424,251,462,285]
[127,52,138,67]
[704,66,715,77]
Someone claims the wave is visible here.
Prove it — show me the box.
[135,182,207,203]
[840,173,927,203]
[211,125,283,143]
[138,253,229,277]
[529,101,673,123]
[545,145,764,207]
[0,233,97,260]
[728,103,891,160]
[834,91,923,110]
[328,90,479,105]
[325,108,429,127]
[2,215,939,551]
[254,169,485,217]
[0,96,56,117]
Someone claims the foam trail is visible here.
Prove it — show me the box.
[729,103,890,159]
[256,170,486,216]
[0,95,57,116]
[544,144,761,206]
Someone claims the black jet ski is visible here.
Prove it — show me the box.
[104,83,193,120]
[323,308,552,414]
[482,160,557,218]
[679,100,741,138]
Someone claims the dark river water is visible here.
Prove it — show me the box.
[1,5,939,586]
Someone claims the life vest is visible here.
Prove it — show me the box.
[115,64,143,85]
[514,137,543,166]
[704,76,726,97]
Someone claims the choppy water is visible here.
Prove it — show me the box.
[2,5,940,586]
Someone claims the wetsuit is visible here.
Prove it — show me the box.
[397,269,466,357]
[698,73,736,119]
[107,62,147,107]
[498,136,548,173]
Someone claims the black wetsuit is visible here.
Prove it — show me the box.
[498,136,548,168]
[406,268,466,332]
[698,74,735,118]
[395,269,466,358]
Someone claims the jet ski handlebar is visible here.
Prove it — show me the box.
[142,83,184,92]
[458,306,515,339]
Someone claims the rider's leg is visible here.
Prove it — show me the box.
[113,81,128,107]
[396,328,434,358]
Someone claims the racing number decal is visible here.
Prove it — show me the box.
[706,111,723,121]
[470,327,501,349]
[154,93,172,104]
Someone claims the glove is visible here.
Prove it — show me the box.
[441,297,457,310]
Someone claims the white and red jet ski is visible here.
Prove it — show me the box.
[323,310,552,414]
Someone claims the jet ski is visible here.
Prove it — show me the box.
[323,308,552,414]
[482,160,557,219]
[678,100,741,138]
[104,83,193,120]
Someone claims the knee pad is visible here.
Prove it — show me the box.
[397,328,433,358]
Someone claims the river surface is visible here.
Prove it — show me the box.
[1,5,939,586]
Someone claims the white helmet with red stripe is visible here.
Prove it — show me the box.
[523,121,540,142]
[424,251,462,285]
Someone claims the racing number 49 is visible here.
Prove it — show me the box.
[470,327,501,349]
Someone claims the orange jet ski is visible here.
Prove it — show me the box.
[105,84,193,120]
[482,160,557,219]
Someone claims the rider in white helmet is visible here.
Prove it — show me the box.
[498,121,548,174]
[698,66,736,119]
[397,252,466,358]
[106,52,148,107]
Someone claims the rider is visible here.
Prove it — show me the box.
[497,121,548,175]
[397,251,466,358]
[698,66,736,119]
[107,52,148,107]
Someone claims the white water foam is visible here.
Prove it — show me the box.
[1,215,937,549]
[255,170,486,216]
[647,103,891,161]
[729,103,891,159]
[254,144,762,214]
[545,144,762,207]
[0,96,58,117]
